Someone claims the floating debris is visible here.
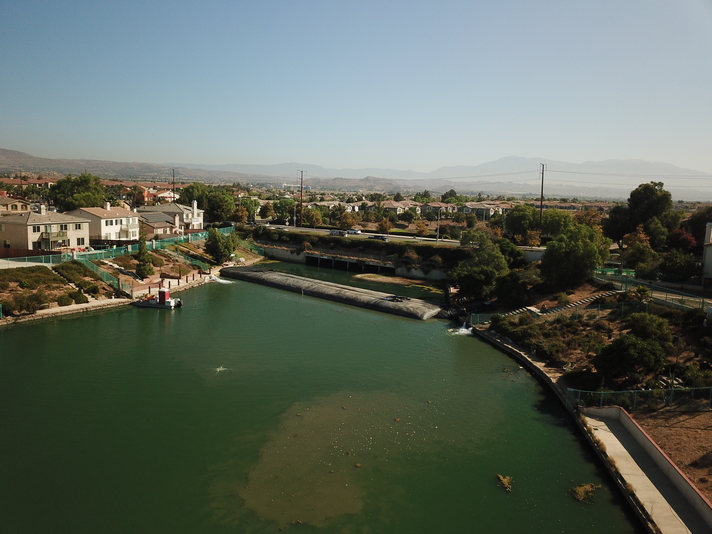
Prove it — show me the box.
[497,474,513,492]
[571,483,601,503]
[355,463,362,468]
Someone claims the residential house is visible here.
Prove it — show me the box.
[138,212,183,239]
[65,203,140,242]
[0,196,32,215]
[0,206,90,251]
[137,201,204,230]
[459,202,503,221]
[422,202,457,214]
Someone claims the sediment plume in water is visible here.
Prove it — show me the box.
[209,390,482,527]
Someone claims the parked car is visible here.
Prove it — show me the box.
[368,235,389,242]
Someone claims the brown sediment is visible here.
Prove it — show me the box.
[209,390,478,527]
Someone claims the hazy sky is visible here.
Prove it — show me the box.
[2,0,712,173]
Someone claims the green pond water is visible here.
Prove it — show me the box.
[0,272,642,533]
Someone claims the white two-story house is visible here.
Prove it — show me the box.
[65,203,140,242]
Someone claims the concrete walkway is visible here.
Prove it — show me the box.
[583,414,710,534]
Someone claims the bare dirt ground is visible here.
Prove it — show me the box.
[634,411,712,502]
[353,273,438,288]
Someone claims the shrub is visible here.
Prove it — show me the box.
[0,300,16,315]
[85,284,100,295]
[68,291,89,304]
[19,280,38,290]
[0,281,8,291]
[57,294,74,307]
[54,260,101,283]
[150,254,165,267]
[556,292,571,305]
[136,262,154,279]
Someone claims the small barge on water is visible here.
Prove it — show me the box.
[132,288,183,309]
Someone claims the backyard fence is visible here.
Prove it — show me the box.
[566,386,712,412]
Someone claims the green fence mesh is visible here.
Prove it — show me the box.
[566,386,712,412]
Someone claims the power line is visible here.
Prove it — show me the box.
[547,169,712,179]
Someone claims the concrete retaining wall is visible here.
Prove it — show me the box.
[582,406,712,529]
[220,268,442,320]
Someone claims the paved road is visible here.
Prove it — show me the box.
[267,225,460,245]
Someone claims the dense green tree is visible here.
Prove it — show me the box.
[450,232,508,300]
[206,191,235,222]
[49,173,106,212]
[496,238,525,267]
[135,234,154,278]
[619,241,657,269]
[541,209,573,237]
[398,210,416,224]
[393,192,404,201]
[684,205,712,252]
[303,208,323,228]
[540,224,611,285]
[441,189,458,202]
[658,250,699,283]
[603,182,678,245]
[239,198,260,221]
[259,202,275,219]
[602,204,633,244]
[505,204,538,239]
[494,272,529,307]
[452,212,466,224]
[177,182,210,208]
[643,217,668,251]
[626,313,673,345]
[628,182,672,223]
[413,190,433,203]
[273,199,295,221]
[204,228,238,264]
[593,334,666,380]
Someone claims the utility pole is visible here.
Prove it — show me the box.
[539,163,546,226]
[298,170,306,227]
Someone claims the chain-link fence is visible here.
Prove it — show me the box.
[594,270,707,311]
[566,387,712,412]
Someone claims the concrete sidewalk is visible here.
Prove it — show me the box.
[584,414,709,534]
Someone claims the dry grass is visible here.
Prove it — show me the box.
[634,410,712,502]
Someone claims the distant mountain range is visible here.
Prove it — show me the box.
[1,148,710,201]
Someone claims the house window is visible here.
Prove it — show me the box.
[105,220,110,227]
[32,242,41,250]
[0,224,4,232]
[115,219,119,225]
[77,237,85,246]
[59,224,68,231]
[32,225,40,233]
[3,240,9,249]
[44,225,52,233]
[74,223,82,230]
[11,204,17,210]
